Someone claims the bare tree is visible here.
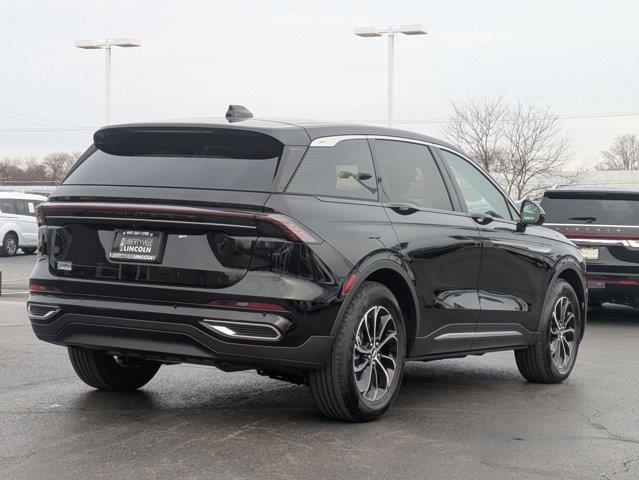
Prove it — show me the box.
[42,151,80,182]
[597,135,639,171]
[0,158,25,182]
[499,99,576,199]
[444,94,507,172]
[0,152,80,183]
[445,95,578,199]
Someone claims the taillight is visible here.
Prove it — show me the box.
[35,203,47,226]
[207,299,288,312]
[29,281,61,294]
[258,213,321,244]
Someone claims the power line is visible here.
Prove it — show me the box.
[0,104,88,129]
[0,128,91,132]
[350,111,639,125]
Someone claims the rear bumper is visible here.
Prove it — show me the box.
[586,272,639,305]
[28,293,333,370]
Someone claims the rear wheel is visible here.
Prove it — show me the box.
[309,281,407,422]
[68,347,161,391]
[515,280,581,383]
[1,232,18,257]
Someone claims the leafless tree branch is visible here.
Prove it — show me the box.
[445,95,576,199]
[597,135,639,171]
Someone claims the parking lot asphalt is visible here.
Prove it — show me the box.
[0,251,35,297]
[1,257,638,480]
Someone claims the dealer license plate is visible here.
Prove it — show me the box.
[109,230,163,263]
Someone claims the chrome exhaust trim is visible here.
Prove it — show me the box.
[200,319,283,342]
[27,303,60,321]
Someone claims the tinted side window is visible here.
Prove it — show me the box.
[439,149,512,220]
[0,200,16,214]
[14,200,27,215]
[374,140,452,211]
[287,139,377,200]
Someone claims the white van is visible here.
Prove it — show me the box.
[0,192,48,256]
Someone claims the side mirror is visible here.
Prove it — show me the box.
[519,199,545,228]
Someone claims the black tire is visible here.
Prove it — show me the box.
[309,281,407,422]
[68,347,161,391]
[21,247,36,255]
[515,280,582,383]
[1,232,18,257]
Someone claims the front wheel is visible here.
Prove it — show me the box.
[309,281,407,421]
[68,347,161,391]
[515,280,582,383]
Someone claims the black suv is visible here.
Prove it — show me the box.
[28,112,587,421]
[542,187,639,308]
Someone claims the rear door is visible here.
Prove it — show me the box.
[371,138,482,355]
[16,200,38,244]
[437,148,549,347]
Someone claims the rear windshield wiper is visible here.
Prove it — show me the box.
[569,216,597,223]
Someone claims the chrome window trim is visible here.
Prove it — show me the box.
[309,135,367,147]
[308,134,520,217]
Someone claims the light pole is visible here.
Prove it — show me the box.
[75,37,142,125]
[354,24,427,127]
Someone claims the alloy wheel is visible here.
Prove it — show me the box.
[549,296,576,371]
[5,236,17,256]
[353,306,398,401]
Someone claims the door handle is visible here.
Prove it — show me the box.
[383,203,420,215]
[471,214,494,225]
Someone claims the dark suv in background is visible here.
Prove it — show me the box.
[542,187,639,308]
[28,109,586,421]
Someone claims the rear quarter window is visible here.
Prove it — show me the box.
[286,139,378,200]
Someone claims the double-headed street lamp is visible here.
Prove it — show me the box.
[354,24,428,127]
[75,37,142,125]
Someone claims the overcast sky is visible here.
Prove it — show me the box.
[1,0,638,167]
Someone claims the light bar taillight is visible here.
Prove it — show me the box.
[29,281,61,294]
[35,204,47,226]
[258,213,321,244]
[207,299,288,312]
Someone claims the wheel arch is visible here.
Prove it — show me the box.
[2,228,19,242]
[332,257,420,353]
[548,256,587,335]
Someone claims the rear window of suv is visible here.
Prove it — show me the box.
[542,191,639,226]
[64,128,284,192]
